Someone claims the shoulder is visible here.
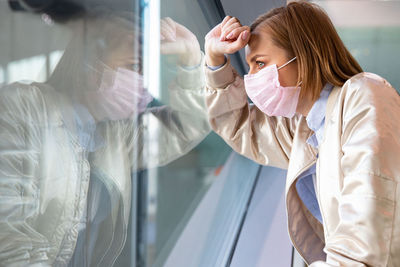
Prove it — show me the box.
[0,82,60,123]
[338,72,400,123]
[342,72,397,99]
[340,72,399,109]
[0,82,46,105]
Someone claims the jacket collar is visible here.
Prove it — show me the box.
[285,117,317,193]
[284,85,343,265]
[320,85,341,147]
[285,85,342,193]
[305,83,334,148]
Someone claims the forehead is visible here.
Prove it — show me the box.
[245,28,283,59]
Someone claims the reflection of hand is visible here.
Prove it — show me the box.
[160,17,201,67]
[205,16,250,66]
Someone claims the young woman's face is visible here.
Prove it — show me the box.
[104,33,142,74]
[245,28,298,88]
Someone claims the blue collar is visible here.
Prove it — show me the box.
[305,83,334,148]
[73,103,104,152]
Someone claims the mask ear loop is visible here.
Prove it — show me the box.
[296,80,303,89]
[277,56,297,70]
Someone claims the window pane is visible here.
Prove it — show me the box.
[136,0,240,266]
[0,0,237,266]
[313,0,400,92]
[0,1,147,266]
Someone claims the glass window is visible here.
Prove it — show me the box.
[313,0,400,92]
[0,0,242,266]
[7,54,47,83]
[135,0,243,266]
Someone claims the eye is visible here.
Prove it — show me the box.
[125,63,142,73]
[132,63,141,73]
[255,61,265,69]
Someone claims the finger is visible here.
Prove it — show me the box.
[225,25,250,40]
[222,17,241,32]
[161,19,175,35]
[164,17,177,33]
[161,19,176,38]
[220,22,242,40]
[222,16,240,29]
[160,28,175,41]
[225,30,250,54]
[160,23,176,41]
[220,15,232,29]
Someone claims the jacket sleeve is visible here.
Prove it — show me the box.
[95,51,211,170]
[0,84,52,266]
[310,74,400,267]
[204,56,298,169]
[147,51,211,166]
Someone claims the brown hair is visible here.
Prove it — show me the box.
[250,1,363,101]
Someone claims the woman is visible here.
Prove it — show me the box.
[204,1,400,266]
[0,11,209,266]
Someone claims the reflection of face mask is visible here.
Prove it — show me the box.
[84,67,153,121]
[244,57,300,118]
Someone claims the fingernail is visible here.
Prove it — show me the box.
[226,33,233,39]
[242,31,248,40]
[220,35,224,41]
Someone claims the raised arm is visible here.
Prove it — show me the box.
[91,18,211,170]
[203,16,298,169]
[204,56,298,169]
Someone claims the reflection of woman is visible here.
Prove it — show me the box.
[0,12,209,266]
[204,1,400,266]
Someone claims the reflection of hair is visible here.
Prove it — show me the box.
[47,10,142,96]
[250,1,363,101]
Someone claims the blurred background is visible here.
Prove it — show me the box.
[0,0,398,266]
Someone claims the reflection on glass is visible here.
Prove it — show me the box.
[49,50,64,73]
[0,2,216,266]
[136,0,234,266]
[0,66,4,87]
[7,54,47,83]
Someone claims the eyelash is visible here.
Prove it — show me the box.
[126,63,142,72]
[255,61,265,69]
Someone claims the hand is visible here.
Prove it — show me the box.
[160,17,201,67]
[205,16,250,66]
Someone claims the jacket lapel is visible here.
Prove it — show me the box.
[323,86,341,142]
[285,117,317,194]
[285,85,341,193]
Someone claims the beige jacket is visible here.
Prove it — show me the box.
[0,55,210,266]
[204,57,400,267]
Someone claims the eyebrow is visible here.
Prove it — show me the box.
[246,54,269,64]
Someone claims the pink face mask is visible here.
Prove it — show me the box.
[84,67,153,121]
[244,57,300,118]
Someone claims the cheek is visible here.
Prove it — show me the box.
[248,68,256,75]
[278,66,298,87]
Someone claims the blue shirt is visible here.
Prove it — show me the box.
[295,83,334,224]
[206,55,227,71]
[69,105,110,266]
[72,103,104,152]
